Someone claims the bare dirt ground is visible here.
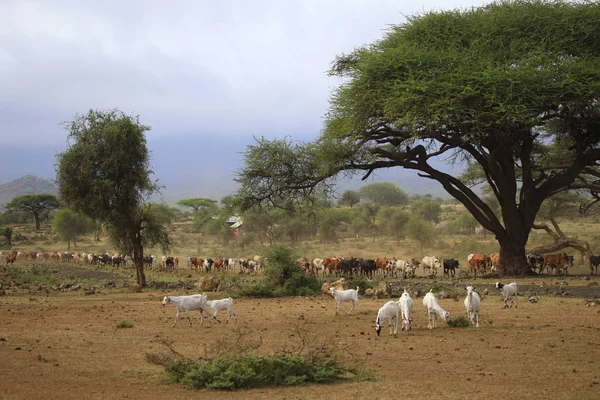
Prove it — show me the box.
[2,288,600,400]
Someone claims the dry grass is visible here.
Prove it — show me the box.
[1,290,600,399]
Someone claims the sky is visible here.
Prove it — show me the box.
[0,0,491,202]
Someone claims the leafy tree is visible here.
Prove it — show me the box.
[234,1,600,275]
[358,182,407,207]
[56,109,171,286]
[406,216,436,249]
[349,209,372,240]
[53,208,95,249]
[338,190,360,208]
[177,198,217,213]
[411,200,442,223]
[355,201,380,225]
[5,194,60,230]
[377,206,410,242]
[447,211,480,235]
[0,226,13,246]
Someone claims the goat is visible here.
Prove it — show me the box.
[464,286,480,327]
[162,294,208,327]
[375,301,400,337]
[423,290,450,329]
[398,289,413,332]
[495,282,518,308]
[330,286,361,314]
[206,297,236,323]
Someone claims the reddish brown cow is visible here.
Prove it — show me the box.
[375,258,389,277]
[543,253,573,275]
[328,258,341,276]
[467,254,490,278]
[5,252,17,265]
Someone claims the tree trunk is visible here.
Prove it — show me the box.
[529,238,591,258]
[498,239,533,276]
[67,239,70,250]
[133,236,146,287]
[33,212,41,230]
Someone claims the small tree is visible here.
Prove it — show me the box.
[5,194,60,230]
[359,182,408,207]
[411,200,442,223]
[406,216,436,249]
[53,208,95,249]
[177,198,218,213]
[377,207,410,242]
[338,190,360,208]
[56,109,170,286]
[0,226,13,246]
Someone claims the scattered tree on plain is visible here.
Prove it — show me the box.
[234,1,600,275]
[56,109,171,286]
[5,194,60,230]
[52,208,95,249]
[338,190,361,208]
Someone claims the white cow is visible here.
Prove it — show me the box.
[422,256,442,277]
[398,289,413,332]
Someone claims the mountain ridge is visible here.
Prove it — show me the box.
[0,175,59,211]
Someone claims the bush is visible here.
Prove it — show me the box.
[165,353,346,390]
[116,321,134,329]
[447,316,471,328]
[346,276,375,295]
[259,246,321,297]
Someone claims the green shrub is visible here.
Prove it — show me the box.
[165,353,347,390]
[346,276,375,295]
[447,316,471,328]
[116,321,134,329]
[238,283,277,298]
[260,246,321,297]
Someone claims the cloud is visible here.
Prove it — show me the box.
[0,0,492,146]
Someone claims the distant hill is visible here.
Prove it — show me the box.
[0,175,58,211]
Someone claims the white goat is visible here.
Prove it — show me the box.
[398,289,413,332]
[162,294,208,327]
[423,290,450,329]
[495,282,518,308]
[206,297,236,323]
[375,301,400,337]
[330,286,361,314]
[464,286,480,327]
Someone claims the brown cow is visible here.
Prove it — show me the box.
[375,258,389,278]
[328,257,341,277]
[467,254,490,278]
[5,252,17,265]
[543,253,573,275]
[489,252,500,272]
[213,258,224,272]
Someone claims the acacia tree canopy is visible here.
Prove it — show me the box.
[235,1,600,275]
[358,182,407,206]
[56,109,170,286]
[5,194,60,230]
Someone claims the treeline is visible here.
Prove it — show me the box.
[179,182,483,248]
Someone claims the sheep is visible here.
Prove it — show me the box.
[375,301,400,337]
[162,294,209,327]
[330,286,361,314]
[398,289,413,332]
[495,282,518,308]
[206,297,236,323]
[464,286,481,327]
[422,289,450,329]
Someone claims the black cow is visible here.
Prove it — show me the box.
[526,254,544,273]
[359,259,376,279]
[590,255,600,276]
[165,256,175,270]
[443,259,459,277]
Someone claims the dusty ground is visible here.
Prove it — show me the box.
[1,287,600,400]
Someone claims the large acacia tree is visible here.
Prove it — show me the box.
[56,109,170,286]
[235,0,600,275]
[5,194,60,230]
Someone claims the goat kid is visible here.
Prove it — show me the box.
[495,282,518,309]
[330,286,361,314]
[206,297,236,323]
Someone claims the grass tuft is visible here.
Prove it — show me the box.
[116,321,134,329]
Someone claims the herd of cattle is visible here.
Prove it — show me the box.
[2,249,599,276]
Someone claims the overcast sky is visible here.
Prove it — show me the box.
[0,0,490,198]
